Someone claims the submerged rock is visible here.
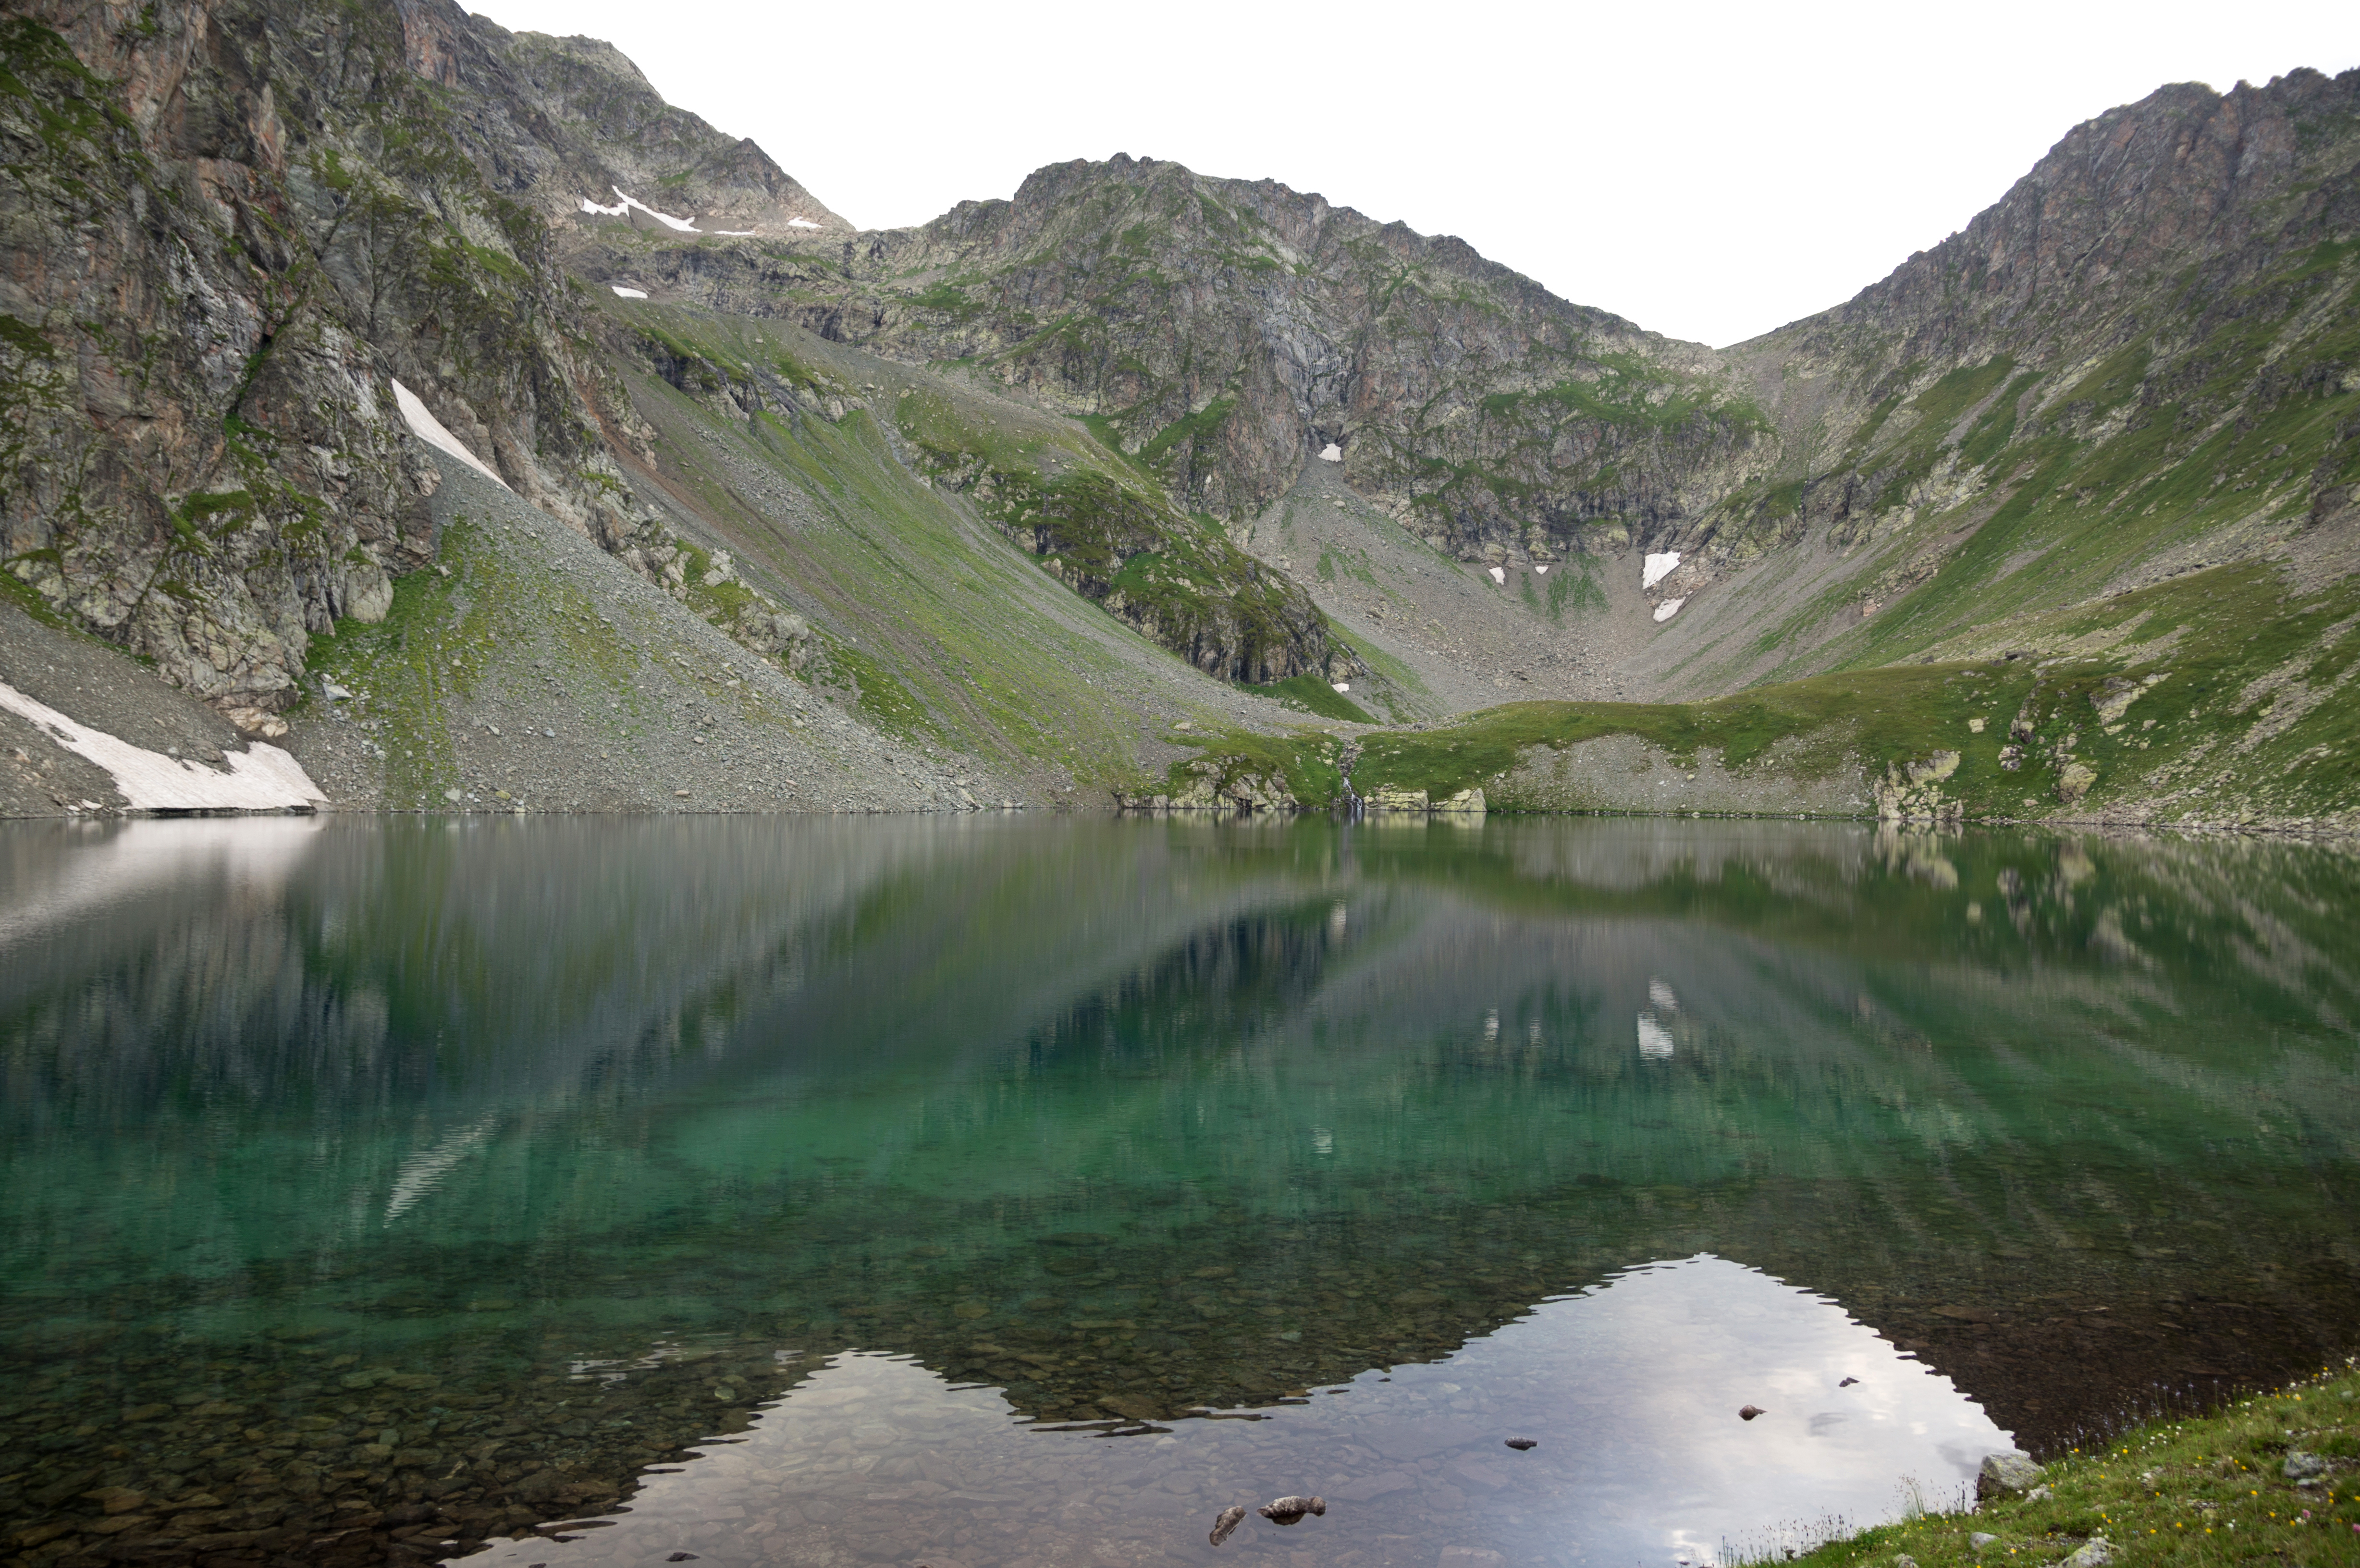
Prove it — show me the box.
[1258,1495,1326,1525]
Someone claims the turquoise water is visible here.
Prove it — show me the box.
[1,816,2356,1567]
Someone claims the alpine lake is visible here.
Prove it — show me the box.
[2,815,2356,1568]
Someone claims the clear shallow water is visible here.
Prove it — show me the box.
[2,816,2357,1568]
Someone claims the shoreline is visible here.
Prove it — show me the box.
[1771,1359,2360,1568]
[7,802,2360,843]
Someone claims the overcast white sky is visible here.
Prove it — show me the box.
[469,0,2356,348]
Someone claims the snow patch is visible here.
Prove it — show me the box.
[1637,1013,1675,1060]
[1652,597,1686,623]
[1487,565,1506,585]
[1535,564,1549,576]
[584,191,706,232]
[1331,682,1351,694]
[714,230,756,237]
[0,681,328,811]
[1643,551,1682,589]
[390,379,510,491]
[610,285,648,299]
[1318,442,1342,462]
[787,216,822,229]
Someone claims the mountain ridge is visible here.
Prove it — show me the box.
[2,0,2356,827]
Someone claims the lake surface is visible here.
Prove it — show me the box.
[2,816,2357,1568]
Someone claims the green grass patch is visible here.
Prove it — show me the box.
[0,566,73,630]
[1774,1360,2360,1568]
[1249,674,1374,723]
[828,641,942,741]
[1342,662,2040,809]
[1138,397,1236,467]
[1166,726,1346,807]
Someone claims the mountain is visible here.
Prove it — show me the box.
[2,0,2356,827]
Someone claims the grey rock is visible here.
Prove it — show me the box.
[2060,1538,2112,1568]
[1969,1533,1997,1548]
[1977,1451,2042,1500]
[2284,1450,2328,1480]
[1207,1505,1246,1546]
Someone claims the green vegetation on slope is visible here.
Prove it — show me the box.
[1165,564,2360,825]
[297,515,654,808]
[1351,662,2029,809]
[1734,238,2360,705]
[596,300,1359,791]
[894,383,1338,683]
[1247,673,1375,723]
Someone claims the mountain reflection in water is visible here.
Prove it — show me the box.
[1,816,2355,1568]
[470,1256,2005,1568]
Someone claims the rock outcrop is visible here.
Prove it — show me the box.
[588,154,1764,569]
[3,0,858,728]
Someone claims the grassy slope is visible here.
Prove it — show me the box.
[595,300,1316,794]
[1773,1360,2360,1568]
[890,376,1332,682]
[296,515,590,808]
[1700,241,2360,692]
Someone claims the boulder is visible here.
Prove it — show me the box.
[1976,1451,2042,1500]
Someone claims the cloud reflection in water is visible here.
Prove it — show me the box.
[470,1255,2005,1568]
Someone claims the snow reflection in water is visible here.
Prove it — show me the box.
[468,1256,2006,1568]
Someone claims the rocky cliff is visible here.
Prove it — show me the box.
[586,154,1767,570]
[1,0,649,718]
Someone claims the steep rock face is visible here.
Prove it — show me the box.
[441,17,850,240]
[0,0,659,712]
[1776,74,2360,370]
[577,156,1770,567]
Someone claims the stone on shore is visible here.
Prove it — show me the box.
[1977,1450,2042,1499]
